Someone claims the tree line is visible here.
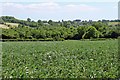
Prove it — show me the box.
[1,16,120,41]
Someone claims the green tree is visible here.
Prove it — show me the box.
[37,20,43,26]
[48,20,53,25]
[27,18,31,22]
[77,26,87,39]
[83,26,100,39]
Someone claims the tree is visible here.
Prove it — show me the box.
[83,26,100,39]
[0,17,4,24]
[37,20,43,26]
[48,20,53,25]
[77,26,87,39]
[27,18,31,22]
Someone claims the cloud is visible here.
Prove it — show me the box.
[3,3,24,8]
[2,2,102,20]
[64,4,100,13]
[3,2,100,12]
[3,2,60,11]
[26,2,60,10]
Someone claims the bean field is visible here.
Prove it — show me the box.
[2,39,119,78]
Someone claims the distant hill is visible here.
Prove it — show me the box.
[0,16,120,28]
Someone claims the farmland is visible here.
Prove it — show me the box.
[5,23,19,28]
[108,22,119,25]
[0,24,9,29]
[0,23,19,29]
[2,39,119,78]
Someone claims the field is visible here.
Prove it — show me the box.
[2,40,119,78]
[108,22,119,26]
[0,24,9,29]
[5,23,19,28]
[0,23,19,29]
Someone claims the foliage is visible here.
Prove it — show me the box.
[83,26,100,39]
[1,16,120,40]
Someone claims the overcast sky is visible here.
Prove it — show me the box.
[0,0,119,21]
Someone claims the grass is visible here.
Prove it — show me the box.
[2,39,119,78]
